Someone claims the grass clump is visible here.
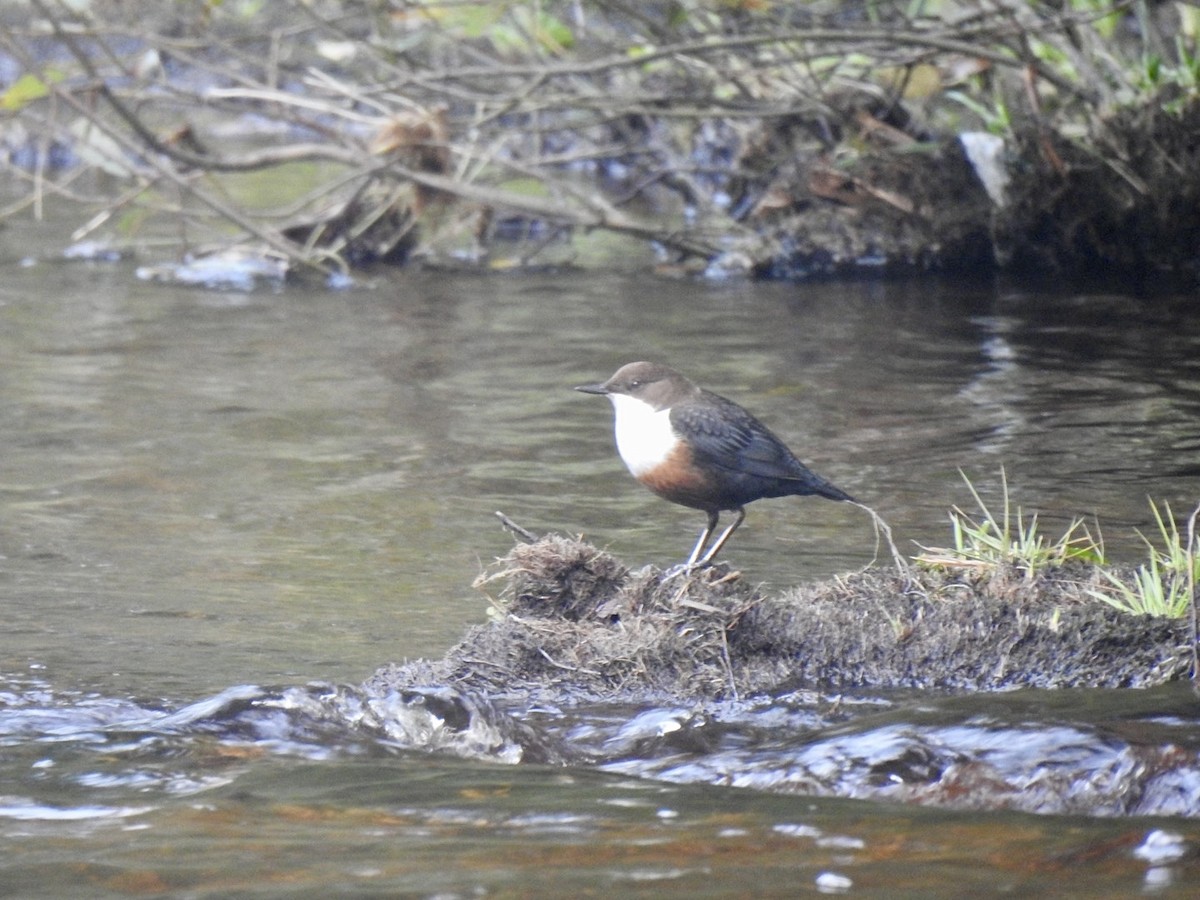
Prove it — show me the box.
[916,469,1103,576]
[918,471,1199,624]
[1088,501,1200,618]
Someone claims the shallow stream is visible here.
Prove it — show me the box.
[2,236,1200,895]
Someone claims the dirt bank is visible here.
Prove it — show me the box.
[697,98,1200,284]
[8,2,1199,285]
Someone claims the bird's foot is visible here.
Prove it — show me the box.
[662,563,691,580]
[663,558,739,582]
[662,561,707,581]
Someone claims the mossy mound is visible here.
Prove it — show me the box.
[368,535,1193,703]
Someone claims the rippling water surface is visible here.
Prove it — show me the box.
[2,238,1200,895]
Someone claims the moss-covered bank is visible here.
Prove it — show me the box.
[368,536,1194,704]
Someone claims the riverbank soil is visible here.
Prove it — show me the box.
[4,2,1198,283]
[700,97,1200,283]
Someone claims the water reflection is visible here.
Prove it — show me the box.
[3,257,1200,894]
[2,262,1198,688]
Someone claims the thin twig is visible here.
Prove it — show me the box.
[851,501,909,575]
[536,647,602,677]
[494,511,539,544]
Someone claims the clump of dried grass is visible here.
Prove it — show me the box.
[376,535,1196,704]
[468,535,761,698]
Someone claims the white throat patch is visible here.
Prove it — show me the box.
[608,393,677,477]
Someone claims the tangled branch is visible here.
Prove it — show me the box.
[0,0,1193,278]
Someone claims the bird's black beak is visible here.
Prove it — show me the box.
[574,382,609,395]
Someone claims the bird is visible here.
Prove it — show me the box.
[575,361,856,567]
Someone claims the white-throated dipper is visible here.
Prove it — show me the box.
[575,361,856,566]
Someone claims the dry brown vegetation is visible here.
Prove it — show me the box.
[2,0,1198,280]
[363,534,1198,702]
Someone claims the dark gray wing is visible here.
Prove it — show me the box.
[670,393,854,502]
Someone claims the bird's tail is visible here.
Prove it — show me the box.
[817,480,856,504]
[797,469,856,504]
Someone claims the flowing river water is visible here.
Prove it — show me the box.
[2,231,1200,895]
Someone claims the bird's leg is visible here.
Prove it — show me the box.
[698,507,745,565]
[684,510,720,568]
